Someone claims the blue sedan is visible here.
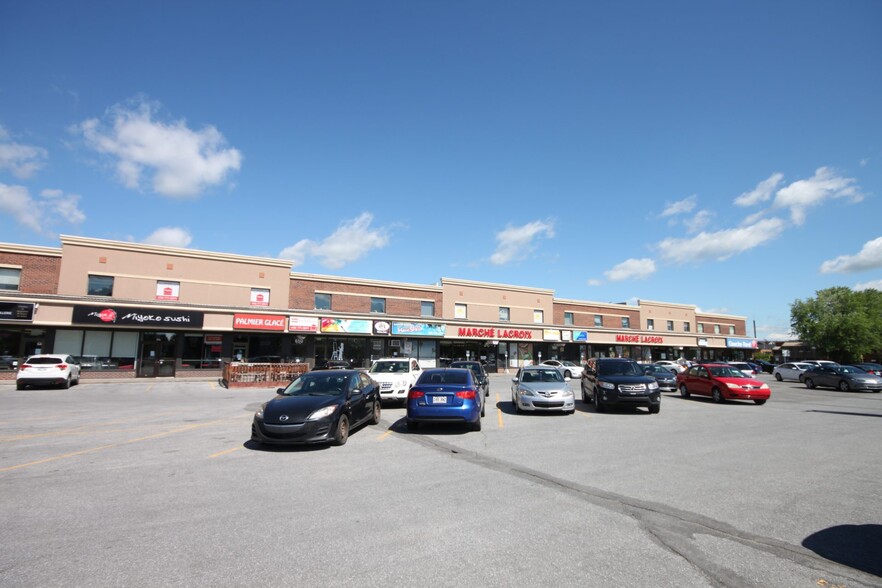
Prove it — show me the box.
[406,368,484,431]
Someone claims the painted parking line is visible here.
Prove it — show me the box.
[377,430,394,441]
[209,446,243,459]
[0,418,233,473]
[496,393,504,428]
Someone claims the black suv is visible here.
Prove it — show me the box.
[449,360,490,397]
[581,358,661,414]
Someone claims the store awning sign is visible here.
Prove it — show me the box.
[320,318,372,334]
[288,317,318,332]
[0,302,35,322]
[234,314,286,331]
[73,305,204,328]
[726,338,758,349]
[391,323,445,337]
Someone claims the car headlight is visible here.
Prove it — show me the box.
[760,384,769,389]
[520,388,535,396]
[647,381,659,390]
[307,405,339,421]
[726,382,742,389]
[599,381,615,390]
[562,389,574,397]
[254,405,265,420]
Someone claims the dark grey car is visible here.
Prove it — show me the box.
[803,365,882,392]
[449,361,490,397]
[581,357,661,414]
[642,364,677,393]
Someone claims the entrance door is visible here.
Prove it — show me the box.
[138,334,177,378]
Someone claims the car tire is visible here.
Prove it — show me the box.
[595,393,606,413]
[369,400,381,425]
[679,384,690,399]
[331,414,349,446]
[712,387,724,403]
[16,381,24,390]
[472,418,482,432]
[754,399,767,405]
[805,378,815,389]
[61,376,70,390]
[774,373,783,381]
[407,419,419,431]
[512,393,522,413]
[649,404,660,414]
[480,401,486,418]
[838,380,850,392]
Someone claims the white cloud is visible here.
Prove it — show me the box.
[860,158,869,167]
[855,279,882,291]
[142,227,193,248]
[661,196,697,217]
[657,218,785,264]
[279,212,390,269]
[819,237,882,274]
[604,258,656,282]
[0,125,48,179]
[773,167,862,225]
[489,220,555,265]
[685,209,713,234]
[73,98,242,198]
[586,278,603,286]
[734,172,784,207]
[0,183,85,235]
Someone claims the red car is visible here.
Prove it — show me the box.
[676,363,770,405]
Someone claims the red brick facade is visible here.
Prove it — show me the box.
[0,251,61,294]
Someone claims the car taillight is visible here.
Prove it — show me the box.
[57,364,68,370]
[408,389,425,399]
[455,390,476,399]
[19,364,30,370]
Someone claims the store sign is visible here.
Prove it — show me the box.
[573,331,588,342]
[250,288,270,307]
[374,321,391,336]
[543,329,561,341]
[616,334,665,344]
[697,338,708,347]
[288,317,318,332]
[0,302,35,322]
[727,338,758,349]
[155,281,180,301]
[392,323,446,337]
[457,327,533,340]
[73,305,204,328]
[320,318,372,334]
[233,313,286,331]
[205,335,223,343]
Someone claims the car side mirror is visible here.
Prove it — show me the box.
[276,387,285,395]
[511,377,519,383]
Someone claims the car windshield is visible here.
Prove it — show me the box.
[369,361,408,373]
[418,371,469,385]
[710,366,748,378]
[598,361,642,376]
[26,357,63,365]
[451,362,483,376]
[281,373,350,396]
[834,366,862,374]
[521,369,565,383]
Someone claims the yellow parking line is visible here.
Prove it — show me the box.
[0,419,228,473]
[377,430,393,441]
[209,446,242,459]
[496,393,504,428]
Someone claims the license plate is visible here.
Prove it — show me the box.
[431,396,447,404]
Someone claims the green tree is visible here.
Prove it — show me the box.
[790,287,882,362]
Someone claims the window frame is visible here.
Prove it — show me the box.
[646,318,654,331]
[420,301,435,317]
[0,266,22,291]
[87,274,114,297]
[564,312,574,326]
[621,317,630,329]
[370,297,386,314]
[314,293,331,311]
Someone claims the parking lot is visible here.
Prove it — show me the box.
[1,373,880,587]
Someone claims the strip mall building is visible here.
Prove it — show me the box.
[0,236,757,379]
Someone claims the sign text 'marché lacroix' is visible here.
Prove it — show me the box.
[457,327,532,339]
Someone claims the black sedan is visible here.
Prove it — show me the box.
[642,364,678,393]
[251,369,381,446]
[449,360,490,397]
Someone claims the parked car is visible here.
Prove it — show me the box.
[727,361,758,377]
[676,363,770,405]
[540,359,584,379]
[802,365,882,392]
[16,354,82,390]
[368,357,422,404]
[510,365,575,414]
[312,359,352,370]
[0,355,18,370]
[653,360,685,374]
[250,369,380,446]
[406,368,483,431]
[582,357,661,414]
[846,362,882,376]
[801,360,839,368]
[773,362,814,382]
[641,363,678,393]
[751,359,776,373]
[449,360,490,397]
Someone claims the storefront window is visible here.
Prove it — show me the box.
[182,334,222,369]
[53,329,136,370]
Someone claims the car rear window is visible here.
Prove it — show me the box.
[26,357,63,365]
[419,371,469,385]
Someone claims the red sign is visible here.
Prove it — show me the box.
[233,314,287,331]
[616,334,664,344]
[457,327,532,339]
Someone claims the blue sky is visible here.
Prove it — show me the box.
[2,1,881,340]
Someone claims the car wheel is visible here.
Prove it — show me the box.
[369,400,381,425]
[595,393,606,413]
[512,393,522,413]
[472,417,482,432]
[712,387,724,403]
[407,419,419,431]
[16,381,25,390]
[331,414,349,446]
[838,380,850,392]
[774,373,782,381]
[480,401,486,418]
[649,404,660,414]
[61,376,70,390]
[679,384,690,399]
[805,378,815,389]
[754,399,767,405]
